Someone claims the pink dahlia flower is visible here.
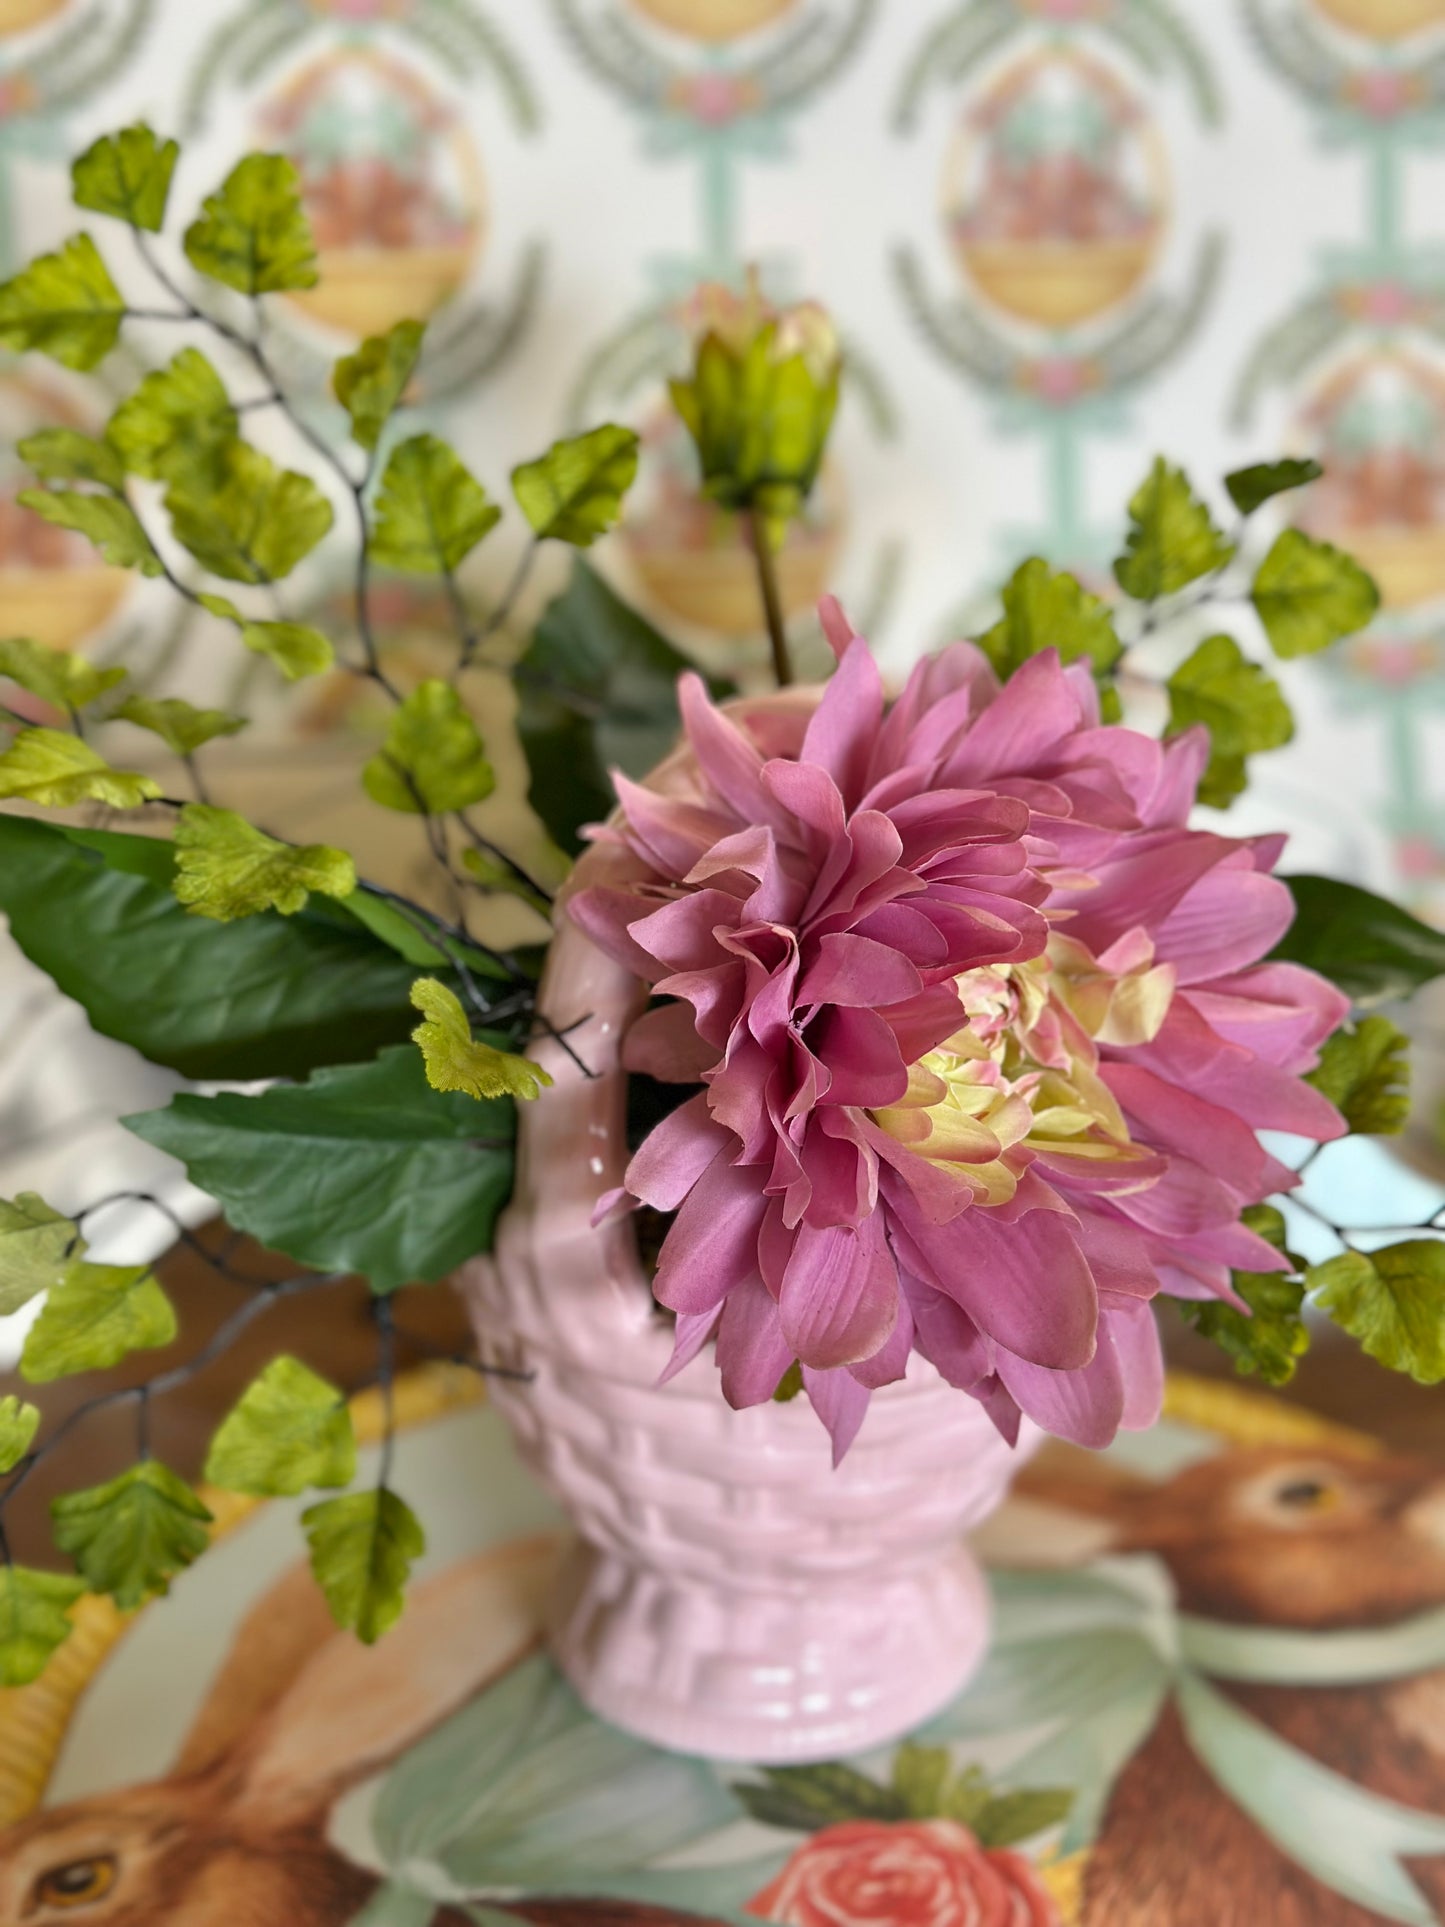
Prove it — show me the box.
[569,604,1348,1460]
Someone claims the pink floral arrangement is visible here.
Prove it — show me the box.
[572,602,1349,1459]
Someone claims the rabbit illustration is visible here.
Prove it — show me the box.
[1014,1442,1445,1927]
[0,1534,731,1927]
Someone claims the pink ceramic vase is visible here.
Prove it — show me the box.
[460,715,1037,1764]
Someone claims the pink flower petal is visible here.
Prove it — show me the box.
[780,1213,899,1369]
[803,1365,872,1464]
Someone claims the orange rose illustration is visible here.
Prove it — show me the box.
[745,1818,1060,1927]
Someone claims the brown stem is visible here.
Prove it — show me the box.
[749,508,793,689]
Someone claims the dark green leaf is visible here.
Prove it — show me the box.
[125,1045,516,1293]
[979,557,1122,681]
[0,815,426,1079]
[168,441,332,584]
[72,124,179,231]
[1114,458,1234,602]
[1224,458,1323,517]
[108,348,238,493]
[18,426,125,491]
[1271,874,1445,1003]
[0,233,125,370]
[972,1788,1075,1850]
[1252,528,1379,659]
[370,434,499,575]
[733,1763,906,1833]
[334,320,424,454]
[362,679,493,815]
[1309,1241,1445,1383]
[1182,1268,1309,1387]
[52,1460,211,1610]
[183,153,317,295]
[1306,1016,1410,1136]
[17,487,162,576]
[303,1487,423,1643]
[20,1260,175,1383]
[0,1568,85,1686]
[1166,633,1294,808]
[890,1741,952,1818]
[517,559,729,856]
[511,424,640,547]
[205,1356,355,1497]
[771,1360,804,1403]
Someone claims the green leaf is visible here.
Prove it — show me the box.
[334,320,425,454]
[52,1460,211,1610]
[303,1486,424,1643]
[0,1568,85,1687]
[771,1359,804,1403]
[370,434,499,575]
[0,729,160,809]
[517,559,730,856]
[108,348,238,493]
[112,694,245,757]
[1165,633,1294,808]
[363,679,493,816]
[458,846,551,919]
[0,1396,40,1476]
[17,487,163,576]
[1252,528,1380,659]
[204,1356,355,1497]
[21,1259,175,1384]
[1306,1016,1410,1136]
[972,1788,1075,1850]
[1272,874,1445,1004]
[410,978,551,1103]
[733,1764,906,1833]
[125,1044,516,1293]
[72,124,179,232]
[0,1192,77,1317]
[183,152,317,296]
[168,441,332,584]
[511,424,640,547]
[18,426,125,491]
[978,557,1123,681]
[0,233,125,370]
[1224,457,1323,517]
[891,1741,953,1818]
[1183,1266,1309,1387]
[0,814,427,1080]
[1309,1241,1445,1384]
[197,594,334,681]
[1114,458,1234,602]
[0,636,126,712]
[173,804,355,922]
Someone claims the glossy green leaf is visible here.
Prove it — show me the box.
[0,1568,85,1687]
[168,441,332,584]
[108,348,238,493]
[0,814,426,1079]
[18,426,125,491]
[173,804,355,922]
[1306,1016,1410,1136]
[370,434,499,575]
[72,123,178,231]
[1309,1241,1445,1384]
[0,1193,77,1316]
[0,637,125,712]
[125,1044,516,1293]
[1114,458,1234,602]
[410,977,550,1103]
[112,694,245,757]
[303,1486,424,1644]
[205,1356,355,1497]
[0,1397,40,1476]
[363,679,493,815]
[978,557,1122,681]
[1272,873,1445,1003]
[196,593,334,681]
[1165,633,1294,807]
[0,233,125,370]
[21,1259,175,1384]
[334,320,424,454]
[517,559,728,855]
[52,1460,211,1610]
[1224,457,1323,517]
[17,487,162,576]
[1252,528,1380,659]
[183,153,317,295]
[511,424,640,547]
[0,729,160,809]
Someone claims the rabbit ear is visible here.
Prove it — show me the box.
[976,1441,1155,1567]
[234,1533,560,1823]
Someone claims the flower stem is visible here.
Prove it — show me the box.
[749,509,793,689]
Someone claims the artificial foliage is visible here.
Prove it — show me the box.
[0,121,1433,1680]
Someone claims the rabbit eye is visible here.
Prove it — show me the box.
[1277,1478,1332,1508]
[35,1857,117,1909]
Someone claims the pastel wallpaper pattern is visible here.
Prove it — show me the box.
[3,0,1445,914]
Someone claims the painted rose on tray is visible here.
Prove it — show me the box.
[745,1818,1060,1927]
